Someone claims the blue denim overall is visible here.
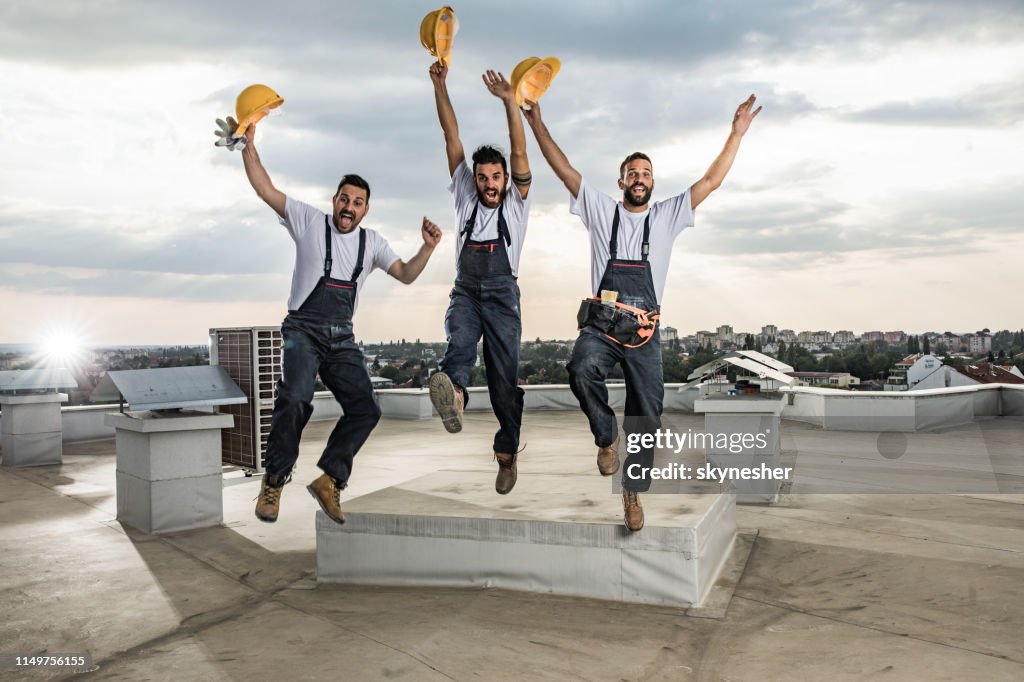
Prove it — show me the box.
[438,201,524,454]
[568,209,662,492]
[265,217,381,483]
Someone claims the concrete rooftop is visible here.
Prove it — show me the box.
[2,411,1023,681]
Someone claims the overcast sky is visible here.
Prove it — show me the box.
[1,0,1022,345]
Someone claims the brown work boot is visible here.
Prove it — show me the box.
[494,451,518,495]
[429,371,464,433]
[622,490,644,532]
[255,474,286,523]
[307,473,346,525]
[597,435,620,476]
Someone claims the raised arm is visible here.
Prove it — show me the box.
[483,70,531,199]
[387,217,443,285]
[429,62,465,177]
[521,101,582,199]
[689,94,761,210]
[240,123,286,219]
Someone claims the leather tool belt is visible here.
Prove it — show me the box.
[576,298,660,348]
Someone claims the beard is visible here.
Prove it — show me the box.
[477,186,506,208]
[623,183,652,207]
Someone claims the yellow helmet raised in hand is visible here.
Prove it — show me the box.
[234,84,285,136]
[510,57,561,109]
[420,6,459,66]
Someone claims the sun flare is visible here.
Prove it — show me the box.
[36,328,89,370]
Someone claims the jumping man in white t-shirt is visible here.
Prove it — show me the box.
[523,95,761,530]
[215,120,443,526]
[426,61,533,495]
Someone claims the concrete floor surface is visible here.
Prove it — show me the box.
[1,412,1022,681]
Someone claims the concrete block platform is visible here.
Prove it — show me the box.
[697,395,785,504]
[318,471,736,608]
[0,392,67,467]
[107,410,233,534]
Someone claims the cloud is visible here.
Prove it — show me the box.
[0,202,290,277]
[690,178,1024,260]
[841,82,1024,128]
[2,0,1023,341]
[6,1,1021,69]
[0,264,289,302]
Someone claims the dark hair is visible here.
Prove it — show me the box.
[335,174,371,201]
[471,145,508,176]
[619,152,652,179]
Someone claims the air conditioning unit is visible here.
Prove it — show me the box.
[209,326,282,473]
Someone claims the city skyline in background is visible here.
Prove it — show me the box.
[1,322,1017,358]
[5,323,1020,406]
[2,1,1022,346]
[0,323,1017,351]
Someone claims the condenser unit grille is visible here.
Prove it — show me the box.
[211,326,282,472]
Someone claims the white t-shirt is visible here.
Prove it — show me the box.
[279,196,400,312]
[569,179,696,304]
[448,160,531,276]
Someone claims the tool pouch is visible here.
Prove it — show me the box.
[576,298,659,348]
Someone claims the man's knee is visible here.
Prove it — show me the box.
[440,340,478,385]
[275,380,313,413]
[347,398,382,425]
[634,386,664,416]
[569,352,605,386]
[447,337,479,361]
[446,305,481,344]
[491,381,524,409]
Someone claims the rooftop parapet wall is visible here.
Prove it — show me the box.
[781,384,1023,431]
[20,383,1023,443]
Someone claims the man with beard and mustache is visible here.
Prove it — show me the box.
[426,61,533,495]
[522,95,761,530]
[218,120,443,525]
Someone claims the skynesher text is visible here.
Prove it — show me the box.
[625,462,793,481]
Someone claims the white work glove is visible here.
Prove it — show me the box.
[213,116,247,152]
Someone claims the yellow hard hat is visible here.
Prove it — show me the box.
[233,84,285,136]
[510,57,561,108]
[420,6,459,66]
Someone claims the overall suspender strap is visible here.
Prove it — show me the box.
[609,209,620,259]
[462,202,511,246]
[323,217,366,281]
[462,203,478,239]
[608,208,651,261]
[496,203,512,247]
[642,214,651,261]
[350,228,366,281]
[323,217,333,278]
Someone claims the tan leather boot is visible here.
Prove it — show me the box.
[494,452,518,495]
[622,490,644,532]
[429,372,464,433]
[597,435,620,476]
[255,474,286,523]
[307,473,346,524]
